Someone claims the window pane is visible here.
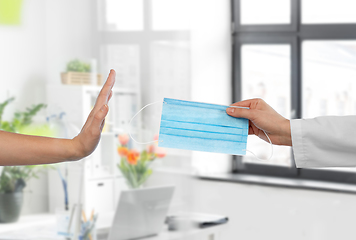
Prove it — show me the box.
[100,44,140,88]
[144,41,191,136]
[100,0,144,31]
[303,41,356,118]
[302,0,356,24]
[152,0,191,30]
[150,41,191,100]
[240,0,291,25]
[242,45,291,166]
[303,40,356,172]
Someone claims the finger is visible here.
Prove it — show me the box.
[92,104,109,133]
[80,71,115,134]
[93,70,116,111]
[103,69,116,91]
[230,98,263,108]
[108,90,113,102]
[226,107,256,120]
[99,69,115,101]
[100,118,106,131]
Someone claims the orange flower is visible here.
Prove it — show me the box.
[155,147,166,158]
[118,134,129,146]
[118,147,129,157]
[127,150,140,165]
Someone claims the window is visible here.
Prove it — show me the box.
[96,0,192,165]
[232,0,356,183]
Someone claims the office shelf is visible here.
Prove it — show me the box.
[46,84,139,216]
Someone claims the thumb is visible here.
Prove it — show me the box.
[226,107,256,121]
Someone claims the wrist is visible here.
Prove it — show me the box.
[68,137,85,161]
[280,119,292,146]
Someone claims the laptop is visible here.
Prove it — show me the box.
[107,185,175,240]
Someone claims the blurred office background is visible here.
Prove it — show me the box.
[1,0,356,239]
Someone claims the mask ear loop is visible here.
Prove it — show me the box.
[128,100,164,145]
[243,130,273,161]
[229,106,273,161]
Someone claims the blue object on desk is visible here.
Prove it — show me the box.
[57,169,68,211]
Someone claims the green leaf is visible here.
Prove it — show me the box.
[0,97,15,126]
[66,59,91,72]
[0,97,46,134]
[137,169,152,186]
[141,150,149,161]
[0,165,51,193]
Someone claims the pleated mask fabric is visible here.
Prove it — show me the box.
[158,98,249,155]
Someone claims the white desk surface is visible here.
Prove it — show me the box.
[0,214,60,239]
[0,213,227,240]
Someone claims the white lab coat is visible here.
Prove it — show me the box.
[291,116,356,168]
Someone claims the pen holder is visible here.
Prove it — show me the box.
[79,219,97,240]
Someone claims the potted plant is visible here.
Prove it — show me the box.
[0,97,49,223]
[61,59,102,86]
[117,134,166,189]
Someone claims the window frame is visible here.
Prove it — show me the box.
[232,0,356,185]
[233,0,298,32]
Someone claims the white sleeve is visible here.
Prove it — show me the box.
[290,116,356,168]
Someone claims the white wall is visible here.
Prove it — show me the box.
[0,0,47,119]
[0,0,94,115]
[44,0,94,85]
[0,0,93,215]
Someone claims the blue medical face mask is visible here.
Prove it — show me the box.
[128,98,273,159]
[157,98,248,155]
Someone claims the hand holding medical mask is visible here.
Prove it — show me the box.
[129,98,277,161]
[226,98,292,147]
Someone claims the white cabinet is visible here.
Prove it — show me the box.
[47,85,139,219]
[86,179,114,214]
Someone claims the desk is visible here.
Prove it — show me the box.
[0,213,227,240]
[98,225,225,240]
[0,214,60,239]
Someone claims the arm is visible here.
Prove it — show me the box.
[226,98,356,168]
[0,70,116,166]
[291,117,356,168]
